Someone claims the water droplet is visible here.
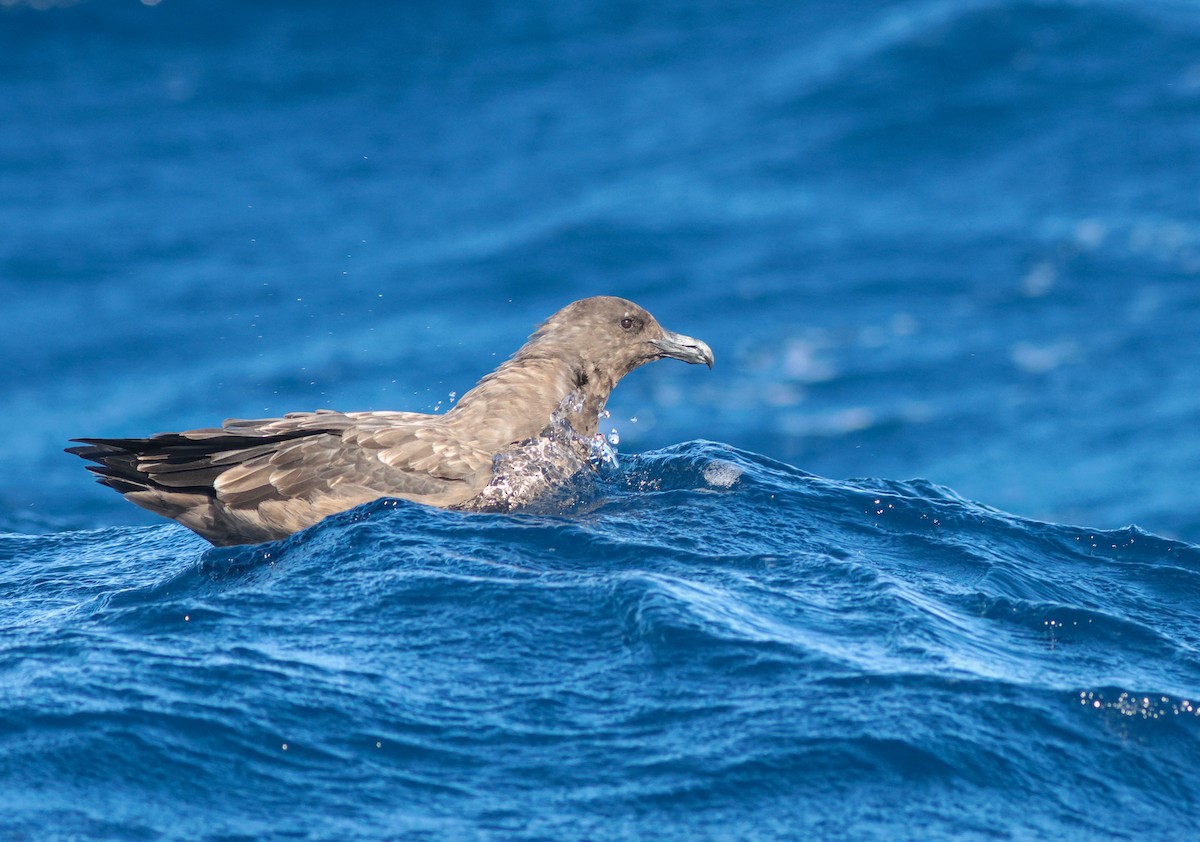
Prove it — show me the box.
[608,429,620,445]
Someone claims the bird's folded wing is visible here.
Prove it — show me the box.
[206,412,492,510]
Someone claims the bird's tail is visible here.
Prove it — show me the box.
[66,429,329,499]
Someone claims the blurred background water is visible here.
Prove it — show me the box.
[2,0,1200,839]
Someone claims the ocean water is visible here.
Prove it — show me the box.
[3,0,1200,838]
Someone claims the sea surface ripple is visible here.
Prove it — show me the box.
[3,443,1198,839]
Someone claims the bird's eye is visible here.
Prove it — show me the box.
[620,317,634,331]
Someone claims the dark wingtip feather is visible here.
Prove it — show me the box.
[67,428,341,502]
[66,438,142,463]
[66,443,105,460]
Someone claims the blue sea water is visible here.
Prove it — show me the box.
[3,0,1200,838]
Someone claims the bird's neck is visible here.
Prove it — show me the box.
[446,353,615,448]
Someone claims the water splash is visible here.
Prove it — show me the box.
[702,459,742,488]
[463,390,619,512]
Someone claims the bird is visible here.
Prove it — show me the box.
[68,296,714,546]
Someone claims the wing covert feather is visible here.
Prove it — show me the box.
[211,416,489,509]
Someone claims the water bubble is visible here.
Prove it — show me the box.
[608,428,620,445]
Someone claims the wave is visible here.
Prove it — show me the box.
[5,442,1198,838]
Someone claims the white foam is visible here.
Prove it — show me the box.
[703,460,742,489]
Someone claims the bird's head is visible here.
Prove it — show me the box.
[451,296,714,444]
[527,296,714,387]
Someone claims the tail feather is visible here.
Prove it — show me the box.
[66,429,338,497]
[67,425,357,546]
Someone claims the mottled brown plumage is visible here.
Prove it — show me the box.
[68,296,714,546]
